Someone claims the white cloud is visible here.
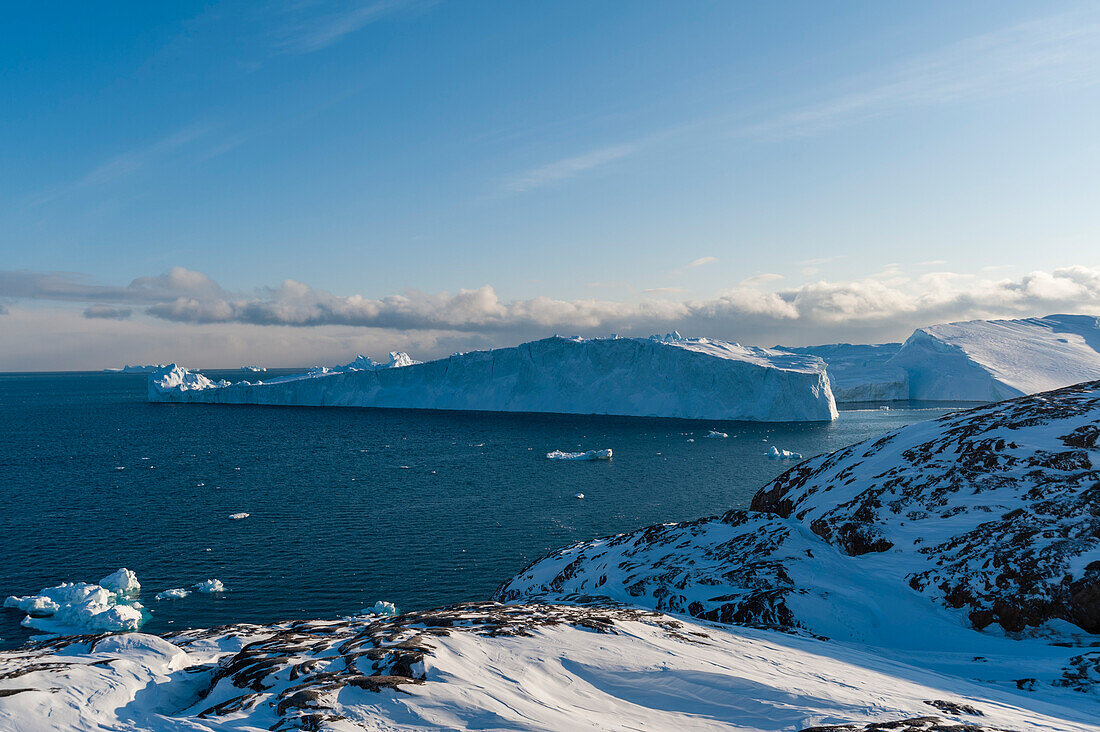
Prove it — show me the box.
[688,256,718,268]
[4,264,1100,368]
[740,273,784,287]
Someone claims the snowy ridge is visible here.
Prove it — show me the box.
[0,603,1094,731]
[149,335,838,422]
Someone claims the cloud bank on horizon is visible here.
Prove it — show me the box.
[2,263,1099,369]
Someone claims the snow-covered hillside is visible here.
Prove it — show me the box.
[499,380,1100,699]
[149,335,838,422]
[1,602,1095,732]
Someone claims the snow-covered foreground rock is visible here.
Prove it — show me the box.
[0,603,1094,732]
[149,335,838,422]
[780,314,1100,403]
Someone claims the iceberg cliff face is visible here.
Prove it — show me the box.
[149,335,838,422]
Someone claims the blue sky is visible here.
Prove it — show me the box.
[2,1,1099,368]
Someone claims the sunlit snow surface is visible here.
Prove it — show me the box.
[0,604,1095,731]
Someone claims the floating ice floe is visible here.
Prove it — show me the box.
[194,579,225,594]
[155,588,190,601]
[706,430,728,438]
[765,446,802,460]
[546,449,612,461]
[228,512,250,520]
[3,569,146,634]
[363,600,398,616]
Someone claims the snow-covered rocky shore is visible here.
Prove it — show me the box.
[148,334,839,423]
[3,379,1099,730]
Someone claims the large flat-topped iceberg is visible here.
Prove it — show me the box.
[778,314,1100,403]
[149,335,838,422]
[889,314,1100,401]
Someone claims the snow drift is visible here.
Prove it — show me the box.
[149,335,838,422]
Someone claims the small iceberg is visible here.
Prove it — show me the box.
[4,569,146,634]
[363,600,398,616]
[546,449,613,461]
[194,579,225,594]
[706,430,729,438]
[765,446,803,460]
[155,588,190,601]
[228,512,250,520]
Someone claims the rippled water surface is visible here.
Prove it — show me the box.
[0,371,959,647]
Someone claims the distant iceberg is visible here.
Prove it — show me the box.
[149,336,838,423]
[765,446,802,460]
[774,343,908,402]
[889,314,1100,401]
[777,314,1100,403]
[104,364,169,374]
[547,449,612,461]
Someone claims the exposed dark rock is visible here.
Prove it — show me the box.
[923,700,984,716]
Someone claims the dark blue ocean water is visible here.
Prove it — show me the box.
[0,371,957,648]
